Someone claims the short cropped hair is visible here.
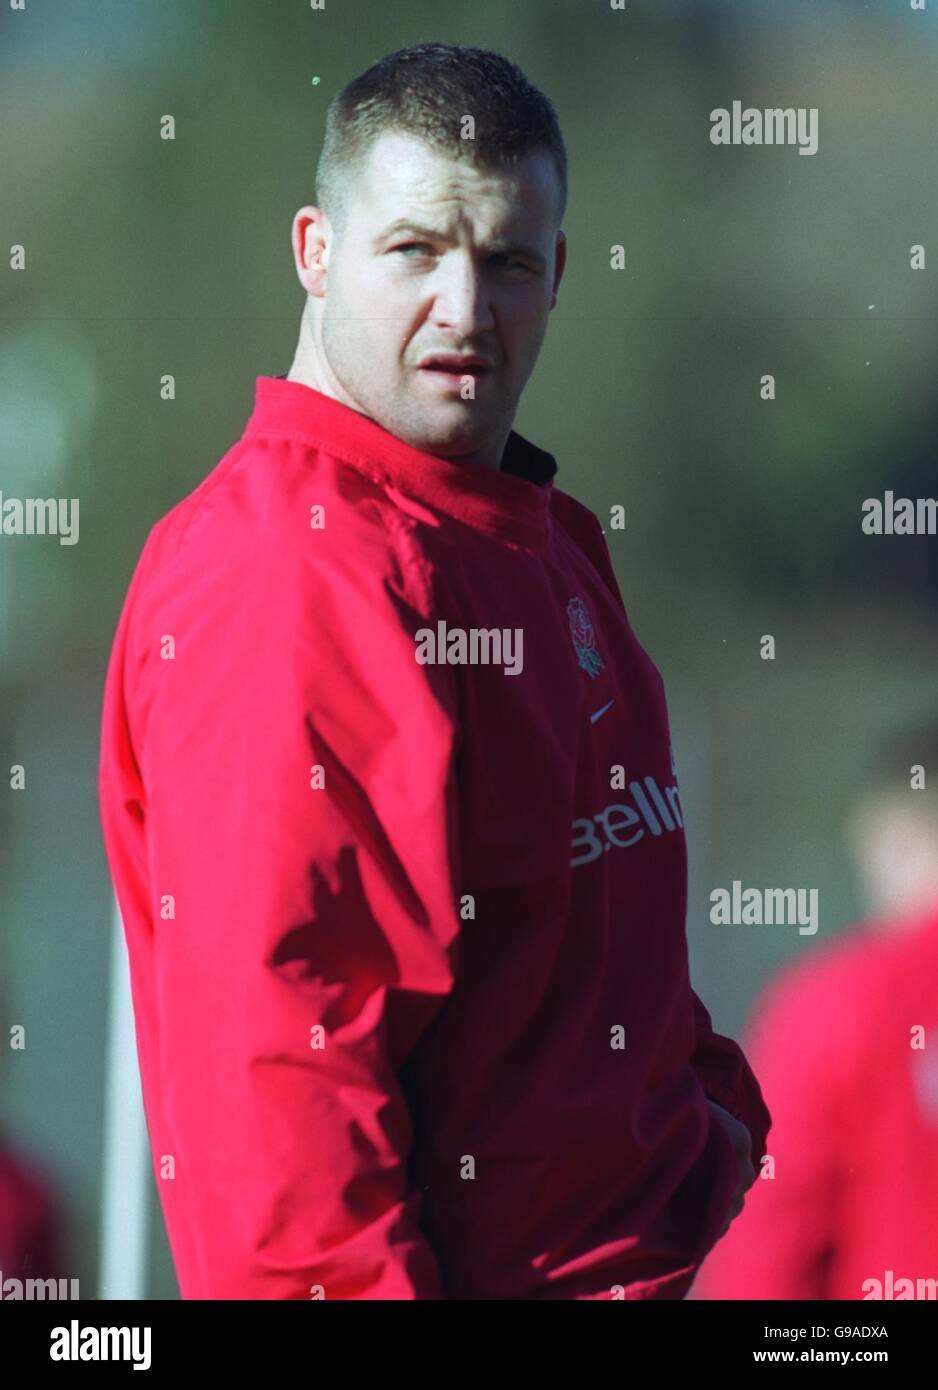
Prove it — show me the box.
[315,42,568,233]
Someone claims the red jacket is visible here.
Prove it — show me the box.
[98,375,770,1300]
[697,903,938,1301]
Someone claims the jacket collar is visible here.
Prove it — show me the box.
[243,376,557,551]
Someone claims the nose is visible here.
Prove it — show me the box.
[428,251,495,338]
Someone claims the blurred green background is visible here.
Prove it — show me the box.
[1,0,936,1298]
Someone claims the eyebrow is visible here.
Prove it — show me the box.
[374,220,547,270]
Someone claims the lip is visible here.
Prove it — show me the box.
[417,354,494,373]
[417,364,493,393]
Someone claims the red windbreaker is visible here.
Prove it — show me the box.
[98,375,771,1300]
[696,903,938,1301]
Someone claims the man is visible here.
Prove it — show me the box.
[98,41,769,1300]
[696,724,938,1301]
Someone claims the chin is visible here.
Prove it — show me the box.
[417,422,489,457]
[397,403,487,451]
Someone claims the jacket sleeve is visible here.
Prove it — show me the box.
[689,989,772,1170]
[117,511,463,1299]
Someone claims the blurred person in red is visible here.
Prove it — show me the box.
[0,987,67,1289]
[694,722,938,1301]
[0,1145,65,1288]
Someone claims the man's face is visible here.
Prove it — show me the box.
[308,130,566,460]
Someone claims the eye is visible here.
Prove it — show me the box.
[491,254,536,273]
[390,244,536,274]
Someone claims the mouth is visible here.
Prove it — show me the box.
[417,354,494,386]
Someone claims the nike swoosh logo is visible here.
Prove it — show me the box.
[590,699,616,724]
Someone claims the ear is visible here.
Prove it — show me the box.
[549,229,567,310]
[292,206,330,298]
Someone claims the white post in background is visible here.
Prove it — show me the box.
[98,895,149,1299]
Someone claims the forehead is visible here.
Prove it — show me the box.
[349,129,560,234]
